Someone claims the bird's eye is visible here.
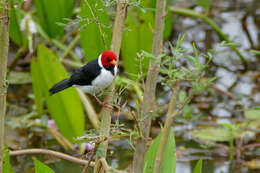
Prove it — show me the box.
[105,57,111,61]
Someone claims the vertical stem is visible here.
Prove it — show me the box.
[132,0,167,172]
[0,0,10,171]
[153,85,180,173]
[94,0,127,172]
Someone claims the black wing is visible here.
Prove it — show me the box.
[69,59,101,86]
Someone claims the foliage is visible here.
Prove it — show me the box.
[10,0,26,46]
[31,45,85,141]
[4,0,260,172]
[144,129,176,173]
[34,158,54,173]
[80,0,112,61]
[2,148,14,173]
[193,159,203,173]
[34,0,76,37]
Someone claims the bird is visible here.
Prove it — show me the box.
[49,50,117,106]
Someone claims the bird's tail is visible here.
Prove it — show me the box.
[49,78,72,95]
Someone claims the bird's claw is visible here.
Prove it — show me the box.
[93,95,113,110]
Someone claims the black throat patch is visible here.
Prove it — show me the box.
[104,66,115,75]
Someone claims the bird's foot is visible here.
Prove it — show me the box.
[93,95,113,110]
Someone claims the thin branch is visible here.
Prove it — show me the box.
[133,0,167,171]
[48,127,75,151]
[0,0,10,171]
[7,46,27,73]
[60,34,81,61]
[81,143,98,173]
[10,149,95,166]
[100,157,128,173]
[84,0,107,49]
[94,0,128,172]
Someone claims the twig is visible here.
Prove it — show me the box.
[210,85,234,99]
[84,0,107,49]
[8,46,27,73]
[241,143,260,151]
[132,0,166,171]
[81,143,98,173]
[130,111,142,136]
[48,127,75,151]
[0,0,10,171]
[60,34,81,61]
[100,157,128,173]
[10,149,95,166]
[62,59,83,69]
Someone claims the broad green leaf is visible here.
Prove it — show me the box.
[2,147,14,173]
[31,45,85,141]
[31,59,44,115]
[197,0,212,11]
[244,109,260,120]
[121,5,153,79]
[144,129,176,173]
[34,0,76,37]
[192,121,260,143]
[193,159,203,173]
[10,0,26,46]
[191,126,230,142]
[80,0,112,61]
[34,158,54,173]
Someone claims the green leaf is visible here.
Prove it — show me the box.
[144,129,176,173]
[244,109,260,120]
[31,59,44,115]
[34,158,54,173]
[80,0,112,61]
[178,90,187,104]
[10,0,26,46]
[193,159,203,173]
[2,147,14,173]
[197,0,212,11]
[34,0,76,37]
[121,2,153,79]
[191,126,230,142]
[31,45,85,141]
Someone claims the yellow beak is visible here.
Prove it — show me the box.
[110,60,117,65]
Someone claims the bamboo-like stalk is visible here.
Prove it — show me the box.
[169,6,247,67]
[132,0,167,172]
[94,0,128,172]
[0,0,10,171]
[153,84,179,173]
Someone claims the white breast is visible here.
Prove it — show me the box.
[74,67,117,95]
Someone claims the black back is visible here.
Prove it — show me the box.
[69,59,101,86]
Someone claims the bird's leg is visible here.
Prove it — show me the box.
[93,95,113,110]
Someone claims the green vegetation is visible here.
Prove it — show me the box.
[1,0,260,172]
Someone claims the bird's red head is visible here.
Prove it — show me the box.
[100,50,117,67]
